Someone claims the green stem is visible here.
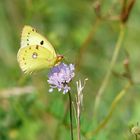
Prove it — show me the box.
[86,82,131,138]
[68,91,74,140]
[76,18,101,70]
[94,23,125,116]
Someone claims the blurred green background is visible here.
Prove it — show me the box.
[0,0,140,140]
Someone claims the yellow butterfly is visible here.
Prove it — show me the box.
[17,25,63,74]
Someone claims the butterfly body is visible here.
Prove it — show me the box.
[17,25,63,74]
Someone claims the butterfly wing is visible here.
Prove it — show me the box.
[17,45,57,74]
[17,25,63,74]
[21,25,56,57]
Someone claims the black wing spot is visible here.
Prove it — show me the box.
[27,43,29,45]
[36,45,39,49]
[40,40,44,45]
[23,57,25,60]
[29,47,31,50]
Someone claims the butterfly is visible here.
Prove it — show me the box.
[17,25,63,74]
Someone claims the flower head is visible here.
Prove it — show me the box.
[47,63,75,94]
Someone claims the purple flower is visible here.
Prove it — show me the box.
[47,63,75,94]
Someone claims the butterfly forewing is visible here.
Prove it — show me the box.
[21,25,56,56]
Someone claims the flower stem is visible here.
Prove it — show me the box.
[77,100,81,140]
[94,23,125,116]
[76,18,101,70]
[68,91,74,140]
[86,82,132,138]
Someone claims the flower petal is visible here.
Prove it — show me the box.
[48,63,75,94]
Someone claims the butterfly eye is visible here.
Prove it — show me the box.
[32,52,38,59]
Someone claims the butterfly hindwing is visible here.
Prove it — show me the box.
[17,45,57,74]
